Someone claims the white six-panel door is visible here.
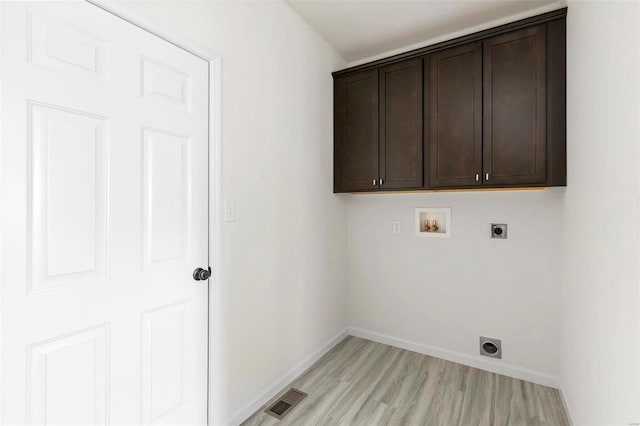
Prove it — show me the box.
[1,2,210,424]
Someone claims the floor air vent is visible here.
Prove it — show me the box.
[265,388,307,420]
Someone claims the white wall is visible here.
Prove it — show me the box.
[115,1,348,424]
[561,1,640,424]
[347,189,564,384]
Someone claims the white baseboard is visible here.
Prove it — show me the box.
[223,327,349,426]
[558,386,574,425]
[348,327,560,389]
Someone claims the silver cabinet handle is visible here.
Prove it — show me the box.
[475,173,479,182]
[372,179,376,186]
[485,173,490,181]
[379,178,384,185]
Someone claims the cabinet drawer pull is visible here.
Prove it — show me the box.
[372,179,376,186]
[485,173,490,181]
[475,173,479,182]
[379,178,384,185]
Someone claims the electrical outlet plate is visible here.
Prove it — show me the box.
[479,336,502,359]
[491,223,507,239]
[392,221,401,234]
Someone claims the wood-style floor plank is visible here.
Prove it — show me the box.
[241,336,569,426]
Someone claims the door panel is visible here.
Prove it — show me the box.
[334,69,378,192]
[27,324,109,426]
[483,25,547,185]
[142,128,190,268]
[428,43,482,188]
[1,2,209,425]
[141,303,187,425]
[141,57,192,111]
[379,59,422,189]
[29,103,109,292]
[28,8,108,81]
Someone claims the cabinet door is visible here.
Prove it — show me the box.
[379,59,422,189]
[334,70,379,192]
[483,25,546,185]
[428,42,482,188]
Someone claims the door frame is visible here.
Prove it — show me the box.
[0,1,223,424]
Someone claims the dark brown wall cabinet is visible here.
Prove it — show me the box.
[380,59,423,190]
[333,8,566,193]
[334,59,422,192]
[334,69,378,191]
[483,25,547,186]
[428,42,482,188]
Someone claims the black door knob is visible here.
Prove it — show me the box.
[193,267,211,281]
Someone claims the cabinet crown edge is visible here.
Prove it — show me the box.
[332,7,567,78]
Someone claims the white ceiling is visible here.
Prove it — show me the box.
[286,0,560,63]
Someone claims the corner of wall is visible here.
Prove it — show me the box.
[224,328,349,426]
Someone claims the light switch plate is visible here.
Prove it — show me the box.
[224,201,235,222]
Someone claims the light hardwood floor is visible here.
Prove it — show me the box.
[242,336,570,426]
